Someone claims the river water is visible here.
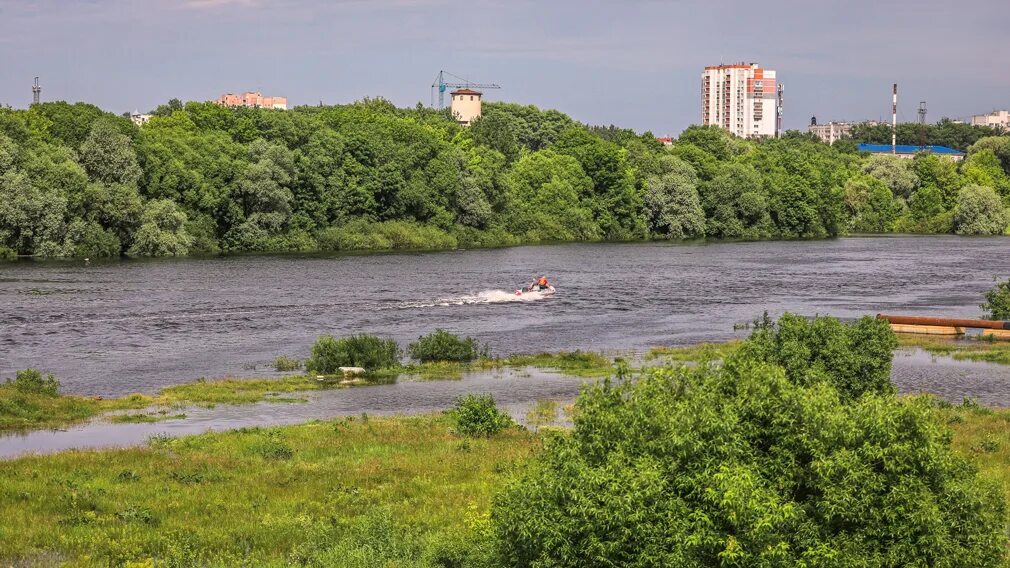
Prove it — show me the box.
[2,235,1009,397]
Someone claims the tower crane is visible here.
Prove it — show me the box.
[430,70,500,109]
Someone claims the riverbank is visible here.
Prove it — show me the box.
[2,401,1009,566]
[0,414,537,566]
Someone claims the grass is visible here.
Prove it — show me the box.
[499,350,615,377]
[645,340,744,362]
[396,351,618,381]
[934,401,1010,510]
[0,415,536,567]
[107,412,187,424]
[0,375,335,433]
[896,334,1010,365]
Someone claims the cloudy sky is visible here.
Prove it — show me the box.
[0,0,1007,134]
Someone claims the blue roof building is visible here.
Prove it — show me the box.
[857,143,965,161]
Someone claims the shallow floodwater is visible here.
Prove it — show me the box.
[3,235,1009,397]
[3,349,1009,458]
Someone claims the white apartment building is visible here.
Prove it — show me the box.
[701,63,780,139]
[808,119,853,145]
[970,110,1009,132]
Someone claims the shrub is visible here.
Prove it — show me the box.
[492,359,1007,566]
[737,312,897,400]
[7,368,61,397]
[980,277,1010,320]
[305,334,401,373]
[450,394,514,437]
[272,355,302,372]
[408,329,489,363]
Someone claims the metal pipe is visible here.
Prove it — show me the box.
[876,314,1010,330]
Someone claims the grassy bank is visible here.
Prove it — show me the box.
[2,404,1009,566]
[0,415,536,566]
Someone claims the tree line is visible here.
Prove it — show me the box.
[1,99,1008,259]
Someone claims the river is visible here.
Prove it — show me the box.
[1,235,1008,398]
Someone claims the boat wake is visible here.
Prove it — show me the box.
[396,289,553,309]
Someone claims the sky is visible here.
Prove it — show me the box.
[0,0,1008,135]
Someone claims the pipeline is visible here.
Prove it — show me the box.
[876,314,1010,331]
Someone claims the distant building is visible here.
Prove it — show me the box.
[217,91,288,110]
[656,136,673,146]
[450,88,482,126]
[970,110,1009,132]
[857,143,965,162]
[701,63,780,139]
[130,111,152,127]
[808,117,853,145]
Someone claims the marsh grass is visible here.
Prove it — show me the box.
[0,415,535,566]
[500,351,614,377]
[107,412,187,424]
[0,349,612,434]
[526,400,559,431]
[896,334,1010,365]
[646,340,744,362]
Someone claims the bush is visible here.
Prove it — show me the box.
[305,334,401,374]
[449,394,514,437]
[272,356,302,372]
[492,358,1007,566]
[7,368,61,397]
[737,312,897,400]
[980,277,1010,320]
[408,329,489,363]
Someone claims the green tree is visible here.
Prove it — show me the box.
[980,278,1010,320]
[844,175,902,233]
[953,184,1009,235]
[127,199,193,256]
[552,127,646,239]
[501,150,599,241]
[78,119,142,185]
[861,155,919,198]
[962,149,1010,197]
[644,156,705,239]
[0,170,70,257]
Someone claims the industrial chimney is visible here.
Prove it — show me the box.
[891,83,897,154]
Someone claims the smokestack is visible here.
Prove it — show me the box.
[891,83,897,154]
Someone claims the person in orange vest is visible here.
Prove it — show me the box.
[529,276,550,291]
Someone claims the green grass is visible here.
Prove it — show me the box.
[896,334,1010,365]
[934,402,1010,511]
[107,412,187,424]
[0,375,333,433]
[0,415,535,567]
[499,350,615,377]
[0,386,153,432]
[645,340,744,362]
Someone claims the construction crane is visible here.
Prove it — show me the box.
[430,70,500,109]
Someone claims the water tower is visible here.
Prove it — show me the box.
[450,88,483,127]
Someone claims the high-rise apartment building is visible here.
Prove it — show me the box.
[701,63,780,138]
